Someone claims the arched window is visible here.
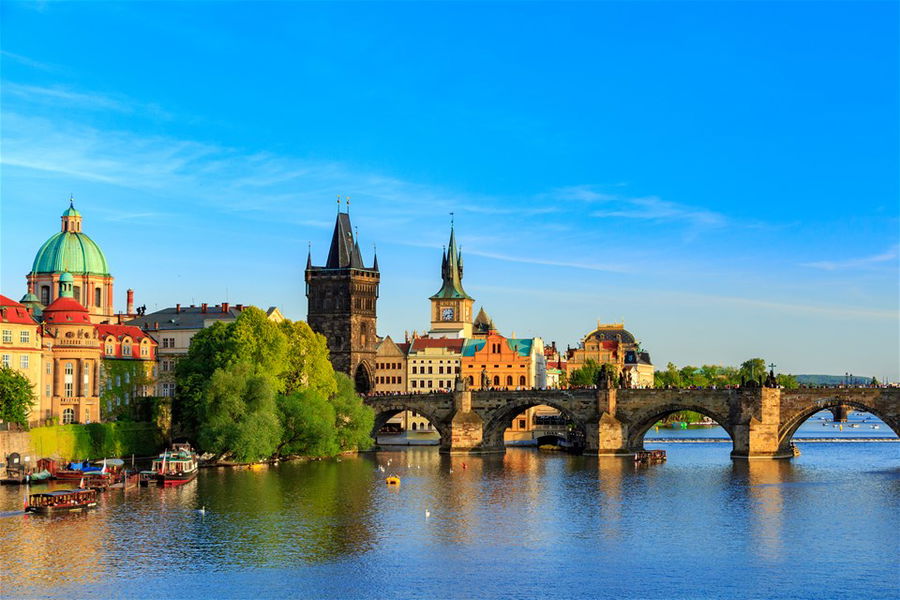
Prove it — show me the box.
[62,408,75,424]
[493,375,500,385]
[411,422,417,431]
[506,375,513,386]
[122,343,132,357]
[467,376,474,386]
[40,286,50,305]
[519,375,526,386]
[64,363,74,375]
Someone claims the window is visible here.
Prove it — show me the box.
[106,344,114,356]
[46,362,52,374]
[45,384,51,397]
[439,366,444,374]
[427,366,433,374]
[518,419,526,429]
[412,422,417,431]
[64,382,73,396]
[161,382,175,397]
[141,344,149,357]
[411,380,417,388]
[40,286,50,305]
[20,355,29,369]
[427,380,433,388]
[519,376,526,386]
[65,363,74,375]
[62,408,75,424]
[95,287,102,308]
[411,366,417,374]
[123,344,132,357]
[162,337,175,349]
[1,330,10,344]
[493,376,500,386]
[506,376,513,386]
[19,330,30,344]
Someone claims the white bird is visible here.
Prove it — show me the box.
[198,506,206,515]
[449,469,453,474]
[425,509,431,519]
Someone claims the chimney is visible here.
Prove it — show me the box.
[176,303,181,313]
[126,289,135,315]
[235,304,244,311]
[222,302,229,313]
[201,303,208,313]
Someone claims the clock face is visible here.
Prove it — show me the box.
[441,307,455,321]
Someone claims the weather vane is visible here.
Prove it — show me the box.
[450,211,454,227]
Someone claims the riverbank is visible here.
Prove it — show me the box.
[645,437,898,443]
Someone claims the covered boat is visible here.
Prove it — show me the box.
[25,488,98,514]
[147,444,199,487]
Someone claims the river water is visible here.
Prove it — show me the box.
[1,415,898,599]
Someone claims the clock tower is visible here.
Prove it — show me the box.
[429,223,474,338]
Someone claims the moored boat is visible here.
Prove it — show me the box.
[148,443,199,487]
[25,488,98,514]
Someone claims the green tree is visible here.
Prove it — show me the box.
[329,373,375,452]
[0,366,35,426]
[276,390,338,458]
[198,363,282,462]
[740,358,767,382]
[280,320,338,398]
[777,374,799,389]
[654,362,682,388]
[568,359,602,387]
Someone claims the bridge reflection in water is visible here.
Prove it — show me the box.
[366,387,899,458]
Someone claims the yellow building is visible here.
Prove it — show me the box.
[0,295,43,421]
[406,337,464,393]
[373,336,409,393]
[566,322,654,388]
[39,273,102,424]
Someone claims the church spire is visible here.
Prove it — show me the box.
[430,220,472,300]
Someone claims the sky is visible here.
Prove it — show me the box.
[1,1,897,380]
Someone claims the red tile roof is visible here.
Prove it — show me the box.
[0,295,38,325]
[410,338,465,352]
[96,324,154,343]
[42,296,92,324]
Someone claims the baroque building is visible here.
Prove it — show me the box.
[26,200,115,323]
[566,322,654,388]
[306,207,380,393]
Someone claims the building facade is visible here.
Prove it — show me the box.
[566,322,654,388]
[0,295,44,417]
[406,337,464,393]
[306,207,380,393]
[428,225,474,339]
[373,336,409,394]
[96,324,158,419]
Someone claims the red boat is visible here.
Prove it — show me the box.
[147,444,199,487]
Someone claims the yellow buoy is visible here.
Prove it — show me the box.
[386,475,401,486]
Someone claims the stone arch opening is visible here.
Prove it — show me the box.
[371,405,448,447]
[482,400,586,452]
[626,404,736,454]
[778,399,899,452]
[354,362,372,395]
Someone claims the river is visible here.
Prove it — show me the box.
[1,418,897,599]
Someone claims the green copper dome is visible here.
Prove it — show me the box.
[31,232,110,276]
[62,205,81,218]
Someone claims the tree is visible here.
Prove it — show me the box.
[740,358,767,382]
[329,373,375,452]
[568,359,602,387]
[0,366,35,426]
[777,374,799,389]
[198,363,282,462]
[276,390,338,458]
[280,320,337,398]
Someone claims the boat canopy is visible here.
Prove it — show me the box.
[30,488,92,497]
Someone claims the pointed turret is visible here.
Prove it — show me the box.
[430,223,472,300]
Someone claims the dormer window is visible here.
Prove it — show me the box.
[123,344,132,357]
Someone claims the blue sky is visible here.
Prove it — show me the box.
[1,1,897,379]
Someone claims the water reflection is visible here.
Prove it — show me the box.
[2,444,897,600]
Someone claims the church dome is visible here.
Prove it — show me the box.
[30,201,110,276]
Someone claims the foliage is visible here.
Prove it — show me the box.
[655,358,797,389]
[330,373,375,452]
[280,320,337,398]
[100,358,154,421]
[197,363,283,462]
[28,422,163,460]
[0,365,36,426]
[276,390,338,458]
[568,359,602,387]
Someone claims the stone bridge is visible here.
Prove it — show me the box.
[366,387,900,459]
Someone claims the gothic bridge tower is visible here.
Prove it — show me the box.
[306,205,380,393]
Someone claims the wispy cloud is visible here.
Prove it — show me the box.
[801,246,899,271]
[0,51,56,72]
[2,81,172,119]
[592,195,726,228]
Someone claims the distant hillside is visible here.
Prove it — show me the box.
[795,374,873,386]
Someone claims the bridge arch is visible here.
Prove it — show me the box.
[482,398,586,450]
[778,398,900,451]
[625,403,736,453]
[370,403,450,446]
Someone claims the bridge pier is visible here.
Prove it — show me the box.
[440,389,504,454]
[731,388,792,459]
[829,404,850,422]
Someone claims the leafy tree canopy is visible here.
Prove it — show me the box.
[0,366,35,426]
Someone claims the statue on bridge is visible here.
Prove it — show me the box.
[594,363,616,389]
[764,369,779,388]
[480,366,489,390]
[455,374,469,392]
